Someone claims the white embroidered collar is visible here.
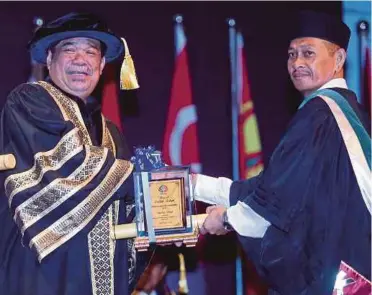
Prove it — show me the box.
[319,78,348,90]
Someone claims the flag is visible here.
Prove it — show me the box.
[236,33,266,295]
[101,63,123,133]
[229,22,267,295]
[162,16,201,173]
[236,32,264,179]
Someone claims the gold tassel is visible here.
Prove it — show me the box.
[120,37,140,90]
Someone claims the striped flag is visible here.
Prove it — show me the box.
[236,32,264,179]
[229,20,267,295]
[162,15,201,173]
[236,32,266,295]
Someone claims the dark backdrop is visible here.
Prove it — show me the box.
[0,2,342,294]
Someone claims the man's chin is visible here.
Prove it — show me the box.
[66,84,91,97]
[292,81,313,93]
[70,77,89,84]
[295,86,318,97]
[68,80,90,91]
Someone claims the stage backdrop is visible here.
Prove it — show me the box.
[0,2,344,295]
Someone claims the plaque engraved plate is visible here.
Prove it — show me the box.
[149,178,186,230]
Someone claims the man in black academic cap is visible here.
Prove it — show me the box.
[192,10,371,295]
[0,11,165,295]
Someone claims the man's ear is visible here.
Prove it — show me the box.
[46,50,52,70]
[100,57,106,75]
[335,48,347,72]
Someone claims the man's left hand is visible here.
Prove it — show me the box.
[199,205,229,235]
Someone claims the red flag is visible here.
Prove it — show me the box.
[101,64,123,133]
[162,17,201,173]
[236,32,264,179]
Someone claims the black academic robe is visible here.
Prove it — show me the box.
[0,80,136,295]
[229,88,371,294]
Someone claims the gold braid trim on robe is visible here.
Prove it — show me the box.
[33,82,133,295]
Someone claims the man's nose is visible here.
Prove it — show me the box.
[72,51,87,64]
[292,56,306,69]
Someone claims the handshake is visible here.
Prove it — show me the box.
[129,146,234,294]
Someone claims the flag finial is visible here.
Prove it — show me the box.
[358,20,369,34]
[174,14,183,23]
[33,17,44,27]
[227,18,236,27]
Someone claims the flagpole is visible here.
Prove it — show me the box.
[174,14,183,58]
[28,16,45,83]
[357,20,370,106]
[228,18,243,295]
[228,18,240,182]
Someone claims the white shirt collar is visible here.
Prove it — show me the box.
[319,78,348,90]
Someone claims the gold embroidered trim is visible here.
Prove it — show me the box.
[15,146,108,235]
[5,128,83,205]
[101,116,116,154]
[33,80,127,295]
[31,159,133,261]
[88,206,115,295]
[36,81,92,145]
[88,116,118,295]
